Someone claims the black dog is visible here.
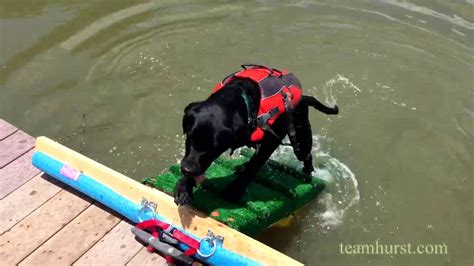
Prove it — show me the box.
[174,66,338,205]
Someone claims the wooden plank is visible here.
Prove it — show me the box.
[74,220,143,266]
[20,204,121,265]
[126,247,168,266]
[0,189,92,265]
[0,174,63,234]
[0,119,17,140]
[0,150,41,199]
[0,131,34,168]
[35,136,302,265]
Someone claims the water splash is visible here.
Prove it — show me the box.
[314,156,360,229]
[269,135,360,230]
[227,132,359,229]
[310,74,363,111]
[314,73,417,111]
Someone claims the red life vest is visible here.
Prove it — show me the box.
[213,65,302,142]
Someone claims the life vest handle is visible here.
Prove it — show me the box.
[241,64,283,76]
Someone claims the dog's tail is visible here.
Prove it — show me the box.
[300,95,339,115]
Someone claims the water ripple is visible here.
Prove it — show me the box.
[380,0,474,30]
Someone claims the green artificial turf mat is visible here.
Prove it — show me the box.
[143,149,326,235]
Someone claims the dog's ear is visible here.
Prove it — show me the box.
[182,102,200,134]
[184,102,200,114]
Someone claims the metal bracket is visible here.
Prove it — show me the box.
[206,230,225,244]
[141,197,157,212]
[138,197,157,222]
[197,230,224,258]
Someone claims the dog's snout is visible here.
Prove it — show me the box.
[181,161,198,177]
[181,166,193,176]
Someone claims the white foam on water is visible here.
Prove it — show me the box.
[311,74,363,112]
[451,28,466,37]
[316,155,360,229]
[325,74,361,95]
[269,135,360,230]
[318,74,418,112]
[380,0,474,30]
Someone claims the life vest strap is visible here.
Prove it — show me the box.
[257,107,279,126]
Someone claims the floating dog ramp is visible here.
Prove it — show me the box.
[144,149,327,235]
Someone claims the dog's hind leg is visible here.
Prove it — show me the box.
[221,118,287,202]
[291,104,315,181]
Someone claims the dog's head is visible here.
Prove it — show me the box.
[180,101,234,179]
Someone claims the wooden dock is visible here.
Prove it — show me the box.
[0,119,167,265]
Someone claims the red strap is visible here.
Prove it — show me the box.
[164,255,174,263]
[171,230,200,250]
[184,248,197,256]
[136,219,170,230]
[136,220,200,255]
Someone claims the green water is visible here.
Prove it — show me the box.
[0,1,472,265]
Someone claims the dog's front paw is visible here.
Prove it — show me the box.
[174,178,195,206]
[331,105,339,115]
[174,190,192,206]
